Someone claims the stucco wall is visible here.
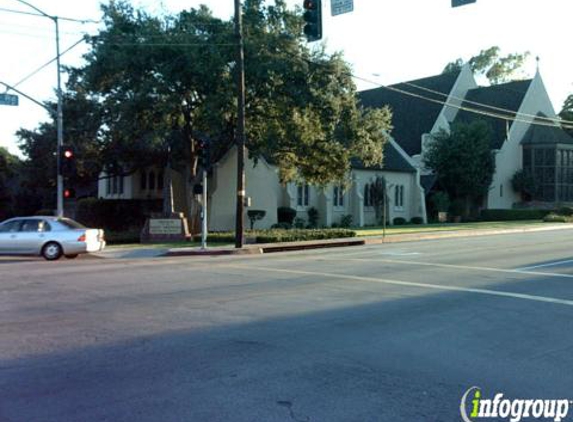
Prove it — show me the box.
[351,169,422,225]
[487,72,556,209]
[209,147,281,231]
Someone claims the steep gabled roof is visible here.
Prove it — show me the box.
[351,140,416,173]
[521,113,573,146]
[359,71,460,156]
[454,79,532,149]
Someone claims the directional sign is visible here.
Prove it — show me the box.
[0,93,18,106]
[331,0,353,16]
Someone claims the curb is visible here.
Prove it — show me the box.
[362,223,573,245]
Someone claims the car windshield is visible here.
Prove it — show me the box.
[57,218,86,229]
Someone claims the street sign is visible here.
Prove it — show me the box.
[331,0,353,16]
[452,0,476,7]
[0,93,18,106]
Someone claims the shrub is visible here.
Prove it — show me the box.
[393,217,407,225]
[511,169,538,200]
[255,228,356,243]
[271,222,291,230]
[293,217,306,229]
[76,198,162,231]
[340,214,353,228]
[543,213,573,223]
[105,230,142,245]
[247,209,266,230]
[430,191,450,212]
[449,198,466,217]
[192,232,236,243]
[410,216,424,224]
[480,209,551,221]
[556,206,573,217]
[192,229,357,244]
[307,207,319,228]
[277,207,297,225]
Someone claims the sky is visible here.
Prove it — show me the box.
[0,0,571,157]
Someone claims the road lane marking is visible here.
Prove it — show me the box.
[516,259,573,271]
[224,264,573,307]
[315,256,573,279]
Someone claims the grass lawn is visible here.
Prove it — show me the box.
[354,220,549,237]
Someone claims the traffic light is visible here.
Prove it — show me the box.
[197,140,211,170]
[63,188,75,199]
[61,146,76,177]
[452,0,476,7]
[303,0,322,42]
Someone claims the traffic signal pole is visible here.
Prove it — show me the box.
[55,16,64,218]
[13,1,64,217]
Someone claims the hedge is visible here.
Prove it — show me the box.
[76,198,162,231]
[193,228,356,244]
[480,209,551,221]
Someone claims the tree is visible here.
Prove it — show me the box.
[0,147,20,219]
[560,94,573,136]
[443,46,530,85]
[511,169,537,202]
[15,91,103,211]
[424,121,495,217]
[72,0,391,229]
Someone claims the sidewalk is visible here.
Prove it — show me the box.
[93,223,573,259]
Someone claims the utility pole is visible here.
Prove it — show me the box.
[234,0,247,249]
[14,1,64,217]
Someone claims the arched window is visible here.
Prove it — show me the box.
[148,171,156,190]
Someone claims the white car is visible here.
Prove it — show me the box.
[0,216,106,260]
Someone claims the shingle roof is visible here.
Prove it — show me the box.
[359,71,461,156]
[521,113,573,146]
[454,79,532,149]
[351,141,416,173]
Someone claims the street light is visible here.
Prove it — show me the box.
[13,0,64,217]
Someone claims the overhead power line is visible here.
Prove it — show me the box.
[0,6,100,24]
[402,79,569,127]
[12,36,87,89]
[292,53,573,130]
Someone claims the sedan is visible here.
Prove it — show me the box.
[0,216,106,260]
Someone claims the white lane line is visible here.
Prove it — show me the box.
[318,257,573,279]
[225,264,573,307]
[516,259,573,271]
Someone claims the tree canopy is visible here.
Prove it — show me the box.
[424,121,495,216]
[443,46,530,85]
[69,0,392,186]
[560,94,573,136]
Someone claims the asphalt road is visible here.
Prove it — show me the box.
[2,229,573,422]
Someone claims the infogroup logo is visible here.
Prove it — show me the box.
[460,387,571,422]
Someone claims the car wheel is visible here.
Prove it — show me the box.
[42,242,63,261]
[65,254,79,259]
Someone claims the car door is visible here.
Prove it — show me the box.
[0,220,24,253]
[17,219,48,254]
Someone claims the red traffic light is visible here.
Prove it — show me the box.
[64,188,75,199]
[304,0,317,9]
[63,149,74,159]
